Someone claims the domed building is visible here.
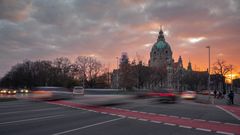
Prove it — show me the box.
[149,28,173,68]
[149,27,182,88]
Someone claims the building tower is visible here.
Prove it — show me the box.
[149,27,174,88]
[187,61,192,71]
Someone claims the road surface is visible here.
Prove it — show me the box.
[0,95,239,135]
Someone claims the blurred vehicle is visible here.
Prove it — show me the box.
[0,89,7,94]
[146,89,177,103]
[19,89,30,94]
[6,89,17,95]
[181,91,197,99]
[73,86,84,95]
[201,90,209,95]
[31,87,73,100]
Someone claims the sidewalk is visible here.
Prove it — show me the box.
[195,94,240,106]
[195,94,240,120]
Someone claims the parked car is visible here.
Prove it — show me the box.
[181,91,197,99]
[72,86,85,95]
[146,89,177,103]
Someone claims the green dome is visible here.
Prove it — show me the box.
[156,41,167,49]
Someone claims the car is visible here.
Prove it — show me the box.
[181,91,197,99]
[146,89,177,103]
[73,86,84,95]
[0,89,7,94]
[19,89,30,94]
[6,89,17,95]
[31,87,73,100]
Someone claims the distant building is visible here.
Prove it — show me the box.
[111,26,208,91]
[148,27,183,88]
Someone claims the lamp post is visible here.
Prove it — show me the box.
[116,57,119,89]
[230,65,233,91]
[206,46,211,102]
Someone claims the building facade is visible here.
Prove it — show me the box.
[149,28,183,88]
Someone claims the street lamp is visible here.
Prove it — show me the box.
[230,65,233,91]
[116,57,119,89]
[206,46,211,101]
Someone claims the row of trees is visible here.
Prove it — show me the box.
[0,56,110,88]
[0,56,238,91]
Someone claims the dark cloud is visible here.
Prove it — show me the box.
[0,0,239,77]
[0,0,32,22]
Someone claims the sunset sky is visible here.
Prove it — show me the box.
[0,0,239,78]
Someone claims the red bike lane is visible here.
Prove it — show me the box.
[48,100,240,135]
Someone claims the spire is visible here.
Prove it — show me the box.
[178,56,183,67]
[157,25,165,41]
[187,60,192,71]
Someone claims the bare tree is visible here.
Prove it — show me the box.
[212,59,232,92]
[75,56,102,87]
[53,57,72,75]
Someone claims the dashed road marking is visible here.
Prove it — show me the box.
[169,115,179,118]
[224,122,240,126]
[117,115,126,118]
[151,120,162,124]
[209,120,221,124]
[181,117,191,120]
[148,112,156,115]
[179,125,192,129]
[138,118,148,122]
[196,128,211,132]
[194,119,206,122]
[216,131,234,135]
[164,123,176,126]
[128,117,137,119]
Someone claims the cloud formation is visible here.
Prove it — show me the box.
[0,0,239,77]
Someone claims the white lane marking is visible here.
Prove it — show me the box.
[117,115,126,118]
[196,128,211,132]
[164,123,176,126]
[101,112,108,114]
[0,115,64,125]
[194,119,206,122]
[151,120,162,124]
[52,117,124,135]
[224,122,240,126]
[179,125,192,129]
[128,117,137,119]
[0,107,61,115]
[131,110,138,113]
[216,131,234,135]
[208,120,221,124]
[216,105,240,121]
[181,117,191,120]
[169,115,179,118]
[138,118,148,121]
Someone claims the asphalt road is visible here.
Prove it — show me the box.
[0,95,239,135]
